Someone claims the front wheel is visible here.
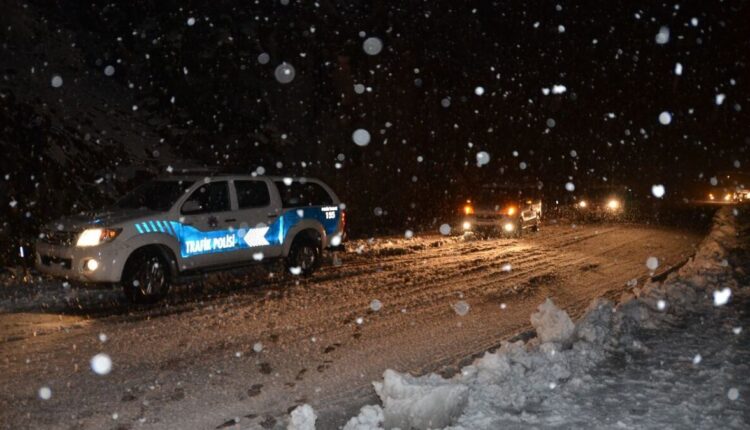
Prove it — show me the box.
[122,249,170,304]
[286,238,321,277]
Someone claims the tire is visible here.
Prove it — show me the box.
[122,249,170,304]
[286,237,321,277]
[515,218,523,238]
[532,221,540,232]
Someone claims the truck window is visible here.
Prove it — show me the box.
[274,181,333,208]
[181,181,230,214]
[235,180,271,209]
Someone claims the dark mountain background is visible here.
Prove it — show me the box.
[1,0,748,267]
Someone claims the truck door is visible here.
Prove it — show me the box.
[229,179,283,260]
[177,181,238,269]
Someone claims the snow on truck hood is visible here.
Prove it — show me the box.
[44,208,159,231]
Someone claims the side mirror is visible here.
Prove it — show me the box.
[182,200,202,214]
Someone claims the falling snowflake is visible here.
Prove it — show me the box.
[727,388,739,401]
[363,37,383,55]
[474,86,485,96]
[646,257,659,271]
[453,301,470,316]
[38,386,52,400]
[476,151,490,166]
[370,300,382,312]
[274,62,295,84]
[655,26,670,44]
[50,75,63,88]
[352,129,371,146]
[713,288,731,306]
[658,111,672,125]
[439,224,451,236]
[651,184,665,198]
[90,353,112,375]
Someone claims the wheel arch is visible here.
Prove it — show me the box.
[121,244,179,281]
[282,226,324,257]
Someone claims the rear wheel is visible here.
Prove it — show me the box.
[122,249,170,304]
[286,237,321,277]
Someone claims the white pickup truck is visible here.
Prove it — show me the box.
[460,198,542,237]
[35,175,346,302]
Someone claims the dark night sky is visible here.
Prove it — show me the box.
[30,1,750,183]
[1,0,749,256]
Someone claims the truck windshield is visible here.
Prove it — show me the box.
[114,180,193,212]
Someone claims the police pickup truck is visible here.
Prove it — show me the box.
[35,175,345,303]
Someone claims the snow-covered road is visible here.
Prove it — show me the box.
[0,222,703,429]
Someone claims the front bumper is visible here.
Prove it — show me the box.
[461,216,518,233]
[35,240,126,283]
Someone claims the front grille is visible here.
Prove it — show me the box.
[40,255,72,269]
[476,213,501,220]
[41,230,79,246]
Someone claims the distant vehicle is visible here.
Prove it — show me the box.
[707,190,746,203]
[573,187,627,221]
[35,175,346,303]
[458,185,542,237]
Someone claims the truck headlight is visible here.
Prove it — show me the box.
[462,221,471,230]
[503,222,515,232]
[76,228,122,247]
[85,259,99,271]
[607,199,621,210]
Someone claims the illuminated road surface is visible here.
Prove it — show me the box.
[0,222,702,429]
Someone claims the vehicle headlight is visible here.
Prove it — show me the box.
[723,193,732,201]
[462,221,472,230]
[578,200,588,208]
[76,228,122,247]
[607,199,621,210]
[503,222,515,232]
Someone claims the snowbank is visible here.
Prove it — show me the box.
[299,207,748,429]
[288,404,317,430]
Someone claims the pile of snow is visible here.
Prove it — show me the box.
[288,404,317,430]
[529,298,575,344]
[293,208,747,429]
